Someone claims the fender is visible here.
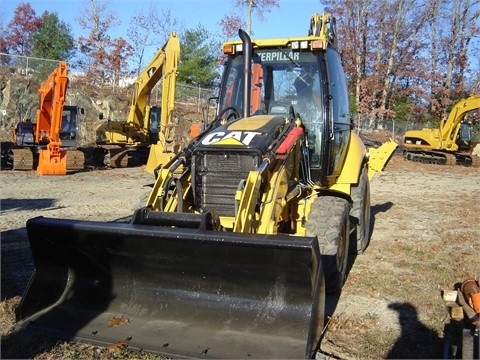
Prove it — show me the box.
[335,133,367,185]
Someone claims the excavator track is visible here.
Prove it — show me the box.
[403,150,479,167]
[471,156,480,167]
[445,153,457,166]
[104,146,150,168]
[11,148,34,170]
[65,150,85,171]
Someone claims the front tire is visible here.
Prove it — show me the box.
[306,196,350,294]
[350,164,371,254]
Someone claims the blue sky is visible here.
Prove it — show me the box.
[1,0,325,70]
[2,0,324,40]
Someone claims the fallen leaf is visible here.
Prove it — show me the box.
[108,316,130,327]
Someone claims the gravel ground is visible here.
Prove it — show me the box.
[1,167,153,300]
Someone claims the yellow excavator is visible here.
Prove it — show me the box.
[14,13,397,359]
[94,32,180,168]
[403,94,480,166]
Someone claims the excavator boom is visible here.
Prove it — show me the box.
[439,95,480,143]
[145,34,181,173]
[126,33,180,141]
[35,62,68,175]
[96,33,180,169]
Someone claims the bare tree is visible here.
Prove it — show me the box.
[220,0,279,38]
[324,0,434,125]
[445,0,480,96]
[127,3,181,74]
[327,0,372,111]
[76,0,133,86]
[219,15,245,39]
[241,0,279,35]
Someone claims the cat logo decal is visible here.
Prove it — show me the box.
[201,131,261,146]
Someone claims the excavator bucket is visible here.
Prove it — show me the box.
[36,147,67,175]
[144,143,173,173]
[16,213,326,359]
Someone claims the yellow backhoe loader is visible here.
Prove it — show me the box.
[94,33,180,168]
[14,14,397,359]
[403,94,480,166]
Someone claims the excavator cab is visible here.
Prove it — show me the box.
[456,121,473,151]
[59,106,82,147]
[14,121,35,147]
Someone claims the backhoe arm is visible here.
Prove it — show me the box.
[367,139,398,180]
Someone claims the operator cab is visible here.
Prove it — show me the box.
[148,106,161,143]
[218,39,351,184]
[60,106,81,147]
[456,121,473,151]
[15,120,35,147]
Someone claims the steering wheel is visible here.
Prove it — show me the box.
[214,106,241,125]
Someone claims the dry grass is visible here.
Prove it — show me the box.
[0,296,20,335]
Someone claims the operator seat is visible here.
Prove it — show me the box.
[269,96,299,115]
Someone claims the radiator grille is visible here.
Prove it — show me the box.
[195,152,259,217]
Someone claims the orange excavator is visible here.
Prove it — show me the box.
[5,61,84,175]
[36,61,70,175]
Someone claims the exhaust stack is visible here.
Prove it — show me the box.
[239,29,252,118]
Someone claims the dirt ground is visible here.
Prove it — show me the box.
[1,155,479,359]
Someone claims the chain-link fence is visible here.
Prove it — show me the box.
[4,53,477,144]
[353,114,410,142]
[354,113,480,143]
[0,53,62,82]
[0,53,217,143]
[153,82,217,112]
[0,52,216,109]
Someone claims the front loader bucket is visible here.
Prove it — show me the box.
[17,215,326,359]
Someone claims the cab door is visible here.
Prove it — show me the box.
[325,46,351,179]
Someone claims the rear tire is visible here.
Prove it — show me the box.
[306,196,350,294]
[350,164,371,254]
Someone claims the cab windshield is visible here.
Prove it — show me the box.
[219,48,324,164]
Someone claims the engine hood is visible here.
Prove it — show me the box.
[197,114,288,151]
